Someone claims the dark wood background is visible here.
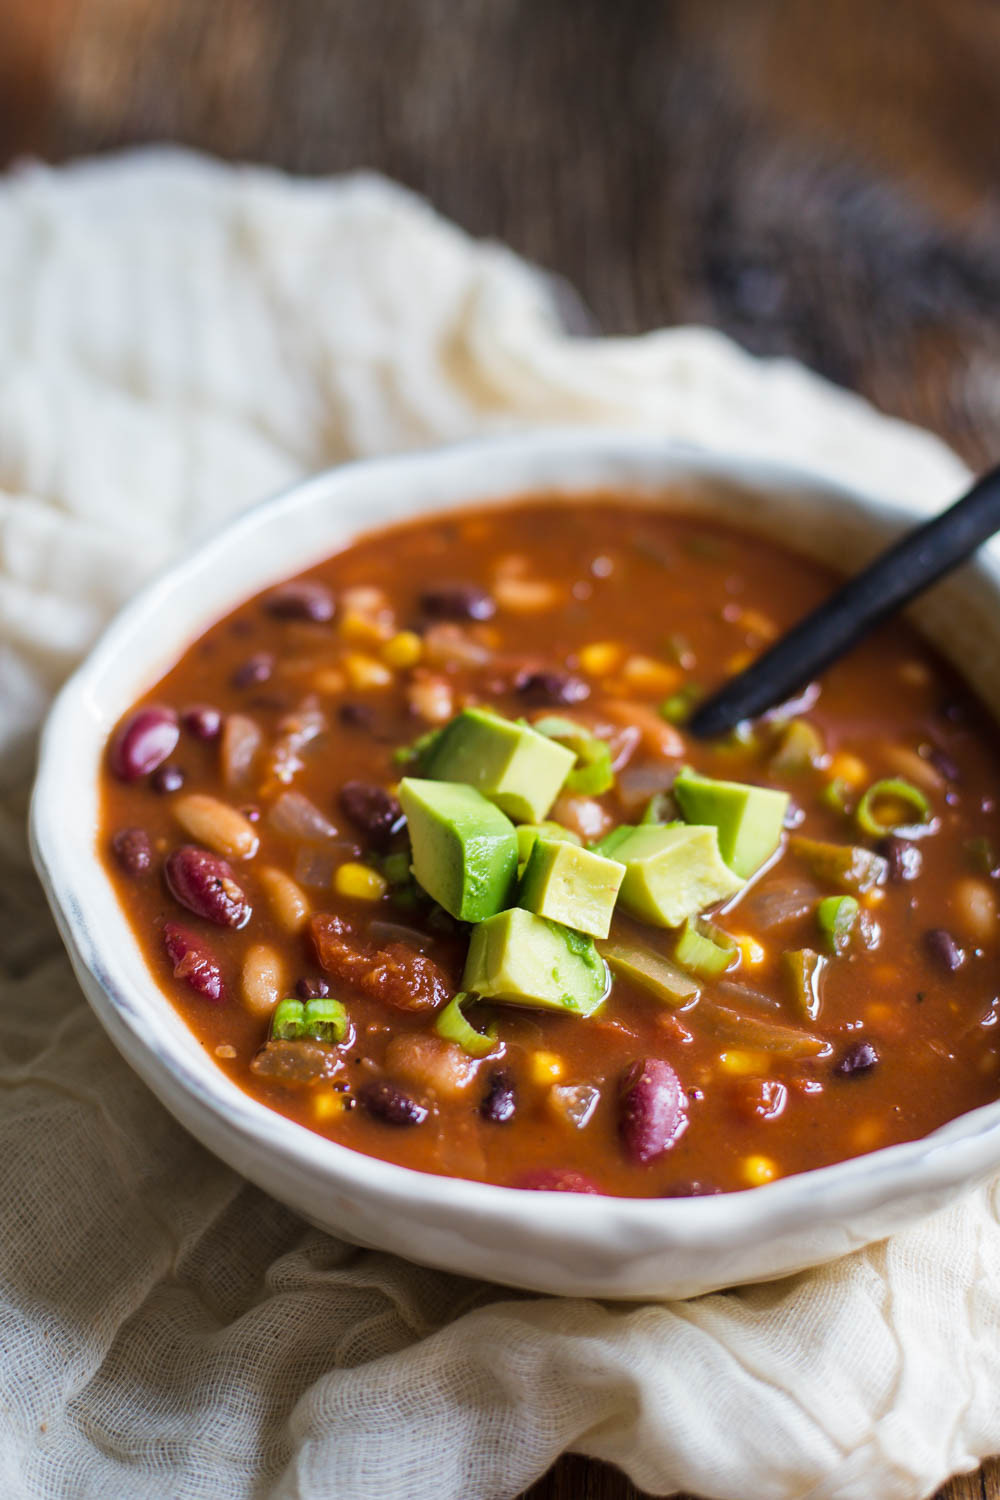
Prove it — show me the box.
[2,2,999,1496]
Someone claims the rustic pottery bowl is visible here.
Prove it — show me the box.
[30,430,1000,1299]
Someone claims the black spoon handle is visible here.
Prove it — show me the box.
[688,465,1000,740]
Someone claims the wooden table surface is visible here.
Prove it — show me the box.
[2,2,999,1496]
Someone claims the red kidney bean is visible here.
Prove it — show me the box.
[877,835,922,883]
[295,976,330,999]
[514,1168,600,1193]
[263,579,336,622]
[165,846,252,928]
[358,1079,428,1127]
[338,781,405,850]
[925,928,964,972]
[514,669,590,706]
[151,764,185,794]
[162,922,225,1002]
[182,704,223,740]
[833,1039,880,1078]
[419,584,496,622]
[619,1057,688,1164]
[480,1069,516,1124]
[231,652,275,689]
[109,706,179,782]
[111,827,152,876]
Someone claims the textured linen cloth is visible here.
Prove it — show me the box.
[0,148,996,1500]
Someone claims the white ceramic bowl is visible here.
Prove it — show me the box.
[30,430,1000,1299]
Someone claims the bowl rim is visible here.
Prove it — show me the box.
[28,427,1000,1261]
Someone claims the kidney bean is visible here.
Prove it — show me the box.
[481,1069,516,1124]
[151,764,185,794]
[419,584,496,622]
[164,846,252,928]
[514,669,590,706]
[514,1168,600,1193]
[338,781,405,850]
[925,927,965,972]
[927,746,960,783]
[162,922,225,1002]
[182,704,223,740]
[338,702,375,731]
[111,827,152,876]
[109,706,179,782]
[295,976,330,999]
[833,1039,880,1078]
[231,652,275,689]
[264,579,336,622]
[619,1057,688,1164]
[877,835,922,883]
[358,1078,428,1127]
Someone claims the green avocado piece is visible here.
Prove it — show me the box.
[612,823,744,928]
[397,778,518,921]
[462,908,608,1016]
[591,824,638,858]
[518,837,625,939]
[516,821,583,865]
[423,707,575,823]
[673,767,789,878]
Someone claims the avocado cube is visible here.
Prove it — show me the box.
[398,778,518,921]
[591,824,638,858]
[462,908,608,1016]
[516,821,583,865]
[612,823,744,928]
[423,707,575,823]
[673,767,789,878]
[518,838,625,939]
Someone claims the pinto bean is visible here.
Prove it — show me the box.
[165,846,252,928]
[162,922,225,1002]
[173,794,260,860]
[109,706,179,782]
[259,866,311,934]
[618,1057,688,1164]
[241,944,286,1016]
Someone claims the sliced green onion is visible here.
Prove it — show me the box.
[789,835,888,894]
[599,939,700,1006]
[770,718,824,774]
[640,791,675,825]
[435,992,496,1058]
[821,777,851,814]
[783,948,827,1020]
[381,851,413,887]
[590,824,636,857]
[533,715,614,796]
[816,894,859,954]
[674,917,738,979]
[271,998,305,1041]
[660,684,703,726]
[302,997,349,1044]
[392,724,446,770]
[856,777,931,838]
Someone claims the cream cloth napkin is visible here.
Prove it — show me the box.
[1,148,996,1500]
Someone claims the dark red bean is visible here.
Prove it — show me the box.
[109,706,179,782]
[877,835,922,883]
[231,652,275,689]
[263,579,336,622]
[480,1069,516,1124]
[619,1057,688,1164]
[338,702,375,731]
[358,1079,427,1127]
[164,846,252,928]
[515,669,590,706]
[833,1039,880,1078]
[162,922,225,1002]
[925,928,964,972]
[515,1168,600,1193]
[927,746,960,783]
[419,584,496,622]
[338,781,405,851]
[295,976,330,999]
[660,1180,723,1198]
[182,704,223,740]
[151,764,185,794]
[111,827,152,876]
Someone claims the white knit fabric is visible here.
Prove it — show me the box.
[0,148,994,1500]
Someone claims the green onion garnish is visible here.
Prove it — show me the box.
[533,715,614,796]
[660,684,703,726]
[855,777,931,838]
[816,894,859,955]
[435,992,496,1058]
[271,998,305,1041]
[302,997,349,1044]
[821,777,851,814]
[674,918,738,979]
[770,718,824,774]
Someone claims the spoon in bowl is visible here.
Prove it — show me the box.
[687,465,1000,740]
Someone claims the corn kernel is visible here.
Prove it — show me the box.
[334,862,388,901]
[742,1154,779,1186]
[312,667,346,695]
[530,1051,565,1084]
[622,655,682,694]
[313,1091,347,1122]
[579,641,624,676]
[340,609,393,646]
[863,888,886,907]
[732,932,766,967]
[343,653,393,690]
[725,649,755,675]
[851,1117,885,1151]
[828,751,868,788]
[739,608,778,641]
[381,630,423,669]
[719,1049,769,1076]
[866,1001,893,1026]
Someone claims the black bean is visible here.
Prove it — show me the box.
[833,1039,880,1078]
[419,584,496,622]
[338,781,405,851]
[925,928,965,972]
[151,764,185,794]
[295,976,330,999]
[877,835,923,883]
[480,1069,516,1124]
[263,579,336,623]
[358,1079,427,1127]
[338,701,375,731]
[514,669,590,706]
[231,652,275,689]
[182,704,223,740]
[111,827,152,876]
[927,746,960,783]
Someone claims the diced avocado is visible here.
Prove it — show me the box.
[462,907,608,1016]
[591,824,638,858]
[518,837,625,939]
[397,778,518,921]
[673,767,788,878]
[423,707,575,823]
[516,821,583,865]
[612,823,744,928]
